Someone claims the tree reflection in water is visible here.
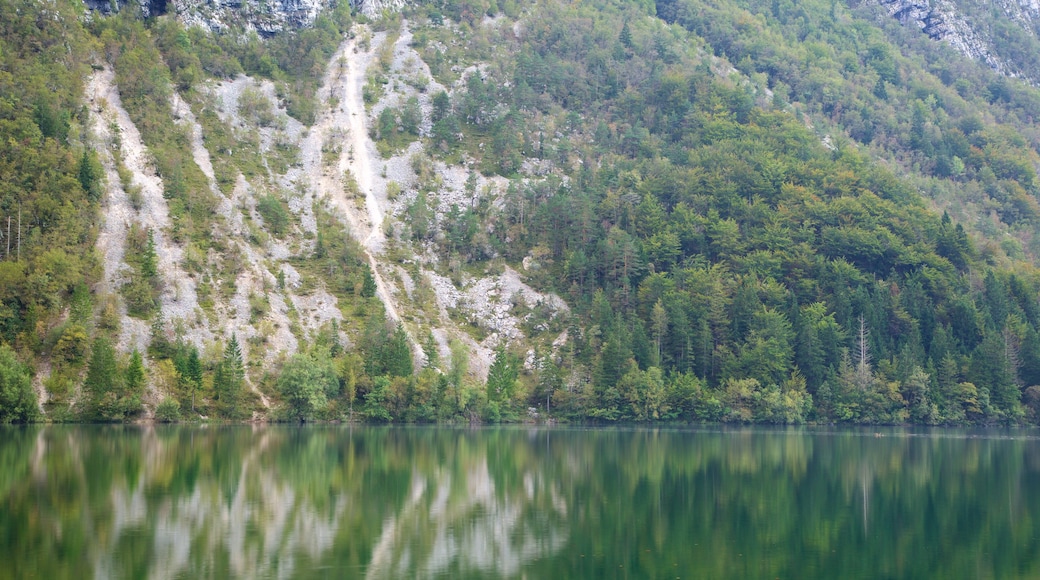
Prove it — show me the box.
[2,425,1040,579]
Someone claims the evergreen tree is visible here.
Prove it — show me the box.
[185,346,202,413]
[142,230,158,281]
[487,346,520,403]
[78,149,103,202]
[619,21,633,49]
[382,324,413,378]
[423,330,439,369]
[125,349,145,396]
[83,337,121,421]
[361,266,377,298]
[149,313,171,359]
[215,334,245,418]
[84,337,117,417]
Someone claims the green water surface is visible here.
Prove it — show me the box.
[2,425,1039,579]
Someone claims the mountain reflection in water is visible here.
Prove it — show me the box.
[5,426,569,579]
[3,425,1040,579]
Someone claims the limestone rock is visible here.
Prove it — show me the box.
[873,0,1040,82]
[82,0,412,35]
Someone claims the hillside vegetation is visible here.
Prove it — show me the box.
[4,0,1040,425]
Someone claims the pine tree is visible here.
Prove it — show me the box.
[361,266,377,298]
[186,346,202,413]
[487,346,519,403]
[382,324,413,377]
[78,149,103,202]
[125,349,145,396]
[142,230,158,281]
[215,335,244,418]
[84,337,119,421]
[149,312,171,359]
[619,21,633,49]
[423,330,439,369]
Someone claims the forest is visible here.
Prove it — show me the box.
[4,0,1040,425]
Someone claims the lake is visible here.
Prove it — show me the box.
[2,425,1039,579]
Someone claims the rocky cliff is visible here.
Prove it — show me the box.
[874,0,1040,83]
[84,0,407,34]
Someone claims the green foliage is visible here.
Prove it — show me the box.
[9,0,1040,426]
[255,193,291,237]
[121,224,160,319]
[0,344,38,423]
[0,0,97,349]
[486,346,520,403]
[54,324,90,364]
[361,315,414,379]
[214,335,245,419]
[155,397,181,422]
[82,337,141,421]
[125,349,146,396]
[97,13,217,243]
[198,6,353,124]
[277,353,338,422]
[361,376,393,422]
[78,149,105,203]
[184,346,202,409]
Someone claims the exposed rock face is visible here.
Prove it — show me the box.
[356,0,407,18]
[83,0,411,33]
[175,0,325,35]
[877,0,1005,72]
[875,0,1040,81]
[83,0,168,18]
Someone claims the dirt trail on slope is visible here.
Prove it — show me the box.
[306,30,412,334]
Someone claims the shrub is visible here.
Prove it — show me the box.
[155,398,181,422]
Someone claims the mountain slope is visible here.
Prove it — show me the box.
[6,0,1040,424]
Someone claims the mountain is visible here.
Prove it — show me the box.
[3,0,1040,425]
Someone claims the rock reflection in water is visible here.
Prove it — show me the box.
[4,425,1040,579]
[366,456,567,578]
[6,425,568,579]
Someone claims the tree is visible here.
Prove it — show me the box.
[619,21,633,49]
[215,334,245,418]
[338,352,363,418]
[142,230,158,281]
[83,337,119,421]
[362,376,393,422]
[0,344,37,423]
[651,300,668,366]
[78,149,104,202]
[619,366,668,421]
[855,316,873,391]
[185,346,202,413]
[377,106,397,139]
[149,313,171,358]
[422,331,439,369]
[487,346,520,403]
[400,96,421,136]
[125,349,146,397]
[278,354,337,422]
[382,324,413,377]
